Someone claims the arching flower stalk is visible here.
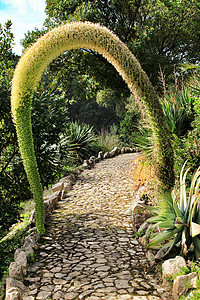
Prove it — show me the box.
[11,22,174,234]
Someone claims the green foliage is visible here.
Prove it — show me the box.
[171,72,200,180]
[148,163,200,259]
[33,0,200,89]
[160,89,195,137]
[0,21,30,232]
[97,125,121,153]
[61,121,100,162]
[31,81,69,188]
[118,111,141,146]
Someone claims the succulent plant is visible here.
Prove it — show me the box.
[148,162,200,259]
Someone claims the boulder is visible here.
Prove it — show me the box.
[5,287,22,300]
[23,236,37,251]
[52,182,64,192]
[14,250,27,275]
[6,278,27,292]
[9,262,24,281]
[173,272,198,299]
[162,256,187,287]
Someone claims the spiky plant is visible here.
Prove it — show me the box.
[148,162,200,259]
[11,22,174,234]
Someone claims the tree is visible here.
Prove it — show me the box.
[21,0,200,127]
[42,0,200,87]
[0,21,26,232]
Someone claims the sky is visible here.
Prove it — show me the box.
[0,0,46,55]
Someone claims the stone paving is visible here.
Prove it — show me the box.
[23,153,171,300]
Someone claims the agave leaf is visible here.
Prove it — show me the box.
[193,237,200,259]
[163,230,183,257]
[147,216,163,223]
[191,222,200,238]
[148,228,180,247]
[180,162,190,211]
[158,220,175,229]
[173,199,182,218]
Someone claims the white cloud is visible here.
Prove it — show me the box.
[0,0,46,55]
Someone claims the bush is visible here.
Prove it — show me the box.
[96,125,121,152]
[118,111,141,146]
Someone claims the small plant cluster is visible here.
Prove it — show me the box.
[132,155,155,195]
[148,162,200,259]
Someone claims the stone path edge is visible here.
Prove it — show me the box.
[5,146,136,300]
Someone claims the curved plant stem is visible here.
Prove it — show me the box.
[11,22,174,234]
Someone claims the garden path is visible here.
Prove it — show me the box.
[23,153,171,300]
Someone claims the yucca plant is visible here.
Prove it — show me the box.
[148,162,200,259]
[61,121,98,161]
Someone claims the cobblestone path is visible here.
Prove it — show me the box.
[24,153,170,300]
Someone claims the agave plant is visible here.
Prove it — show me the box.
[160,89,194,137]
[148,162,200,259]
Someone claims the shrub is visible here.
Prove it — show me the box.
[118,111,141,146]
[97,125,121,152]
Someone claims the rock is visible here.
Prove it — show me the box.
[88,158,95,166]
[49,191,61,208]
[173,272,198,299]
[5,287,22,300]
[95,157,101,163]
[82,160,89,169]
[23,235,37,250]
[61,190,67,199]
[64,182,72,192]
[52,290,64,299]
[52,182,64,192]
[9,262,24,280]
[131,201,146,231]
[14,250,27,275]
[6,278,27,292]
[36,291,52,299]
[97,151,103,160]
[103,152,110,159]
[139,235,148,247]
[24,245,34,256]
[122,147,131,153]
[109,147,120,157]
[162,256,187,286]
[138,221,149,234]
[146,251,155,266]
[154,247,168,262]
